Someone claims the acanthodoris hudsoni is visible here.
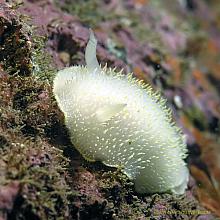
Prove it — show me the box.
[53,30,189,194]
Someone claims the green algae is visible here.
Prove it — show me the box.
[0,5,72,219]
[0,139,71,219]
[185,106,208,131]
[31,35,57,84]
[55,0,107,27]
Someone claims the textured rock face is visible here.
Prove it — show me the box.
[53,32,189,195]
[0,0,218,218]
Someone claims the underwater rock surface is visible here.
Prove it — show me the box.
[0,0,220,219]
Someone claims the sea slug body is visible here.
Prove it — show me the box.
[53,30,189,194]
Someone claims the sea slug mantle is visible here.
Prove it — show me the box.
[53,30,189,194]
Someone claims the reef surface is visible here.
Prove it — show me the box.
[0,0,220,219]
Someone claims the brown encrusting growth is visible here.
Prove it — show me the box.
[0,0,219,219]
[0,3,32,75]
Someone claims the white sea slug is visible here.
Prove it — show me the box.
[53,30,189,194]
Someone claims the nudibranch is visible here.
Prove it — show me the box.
[53,30,189,194]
